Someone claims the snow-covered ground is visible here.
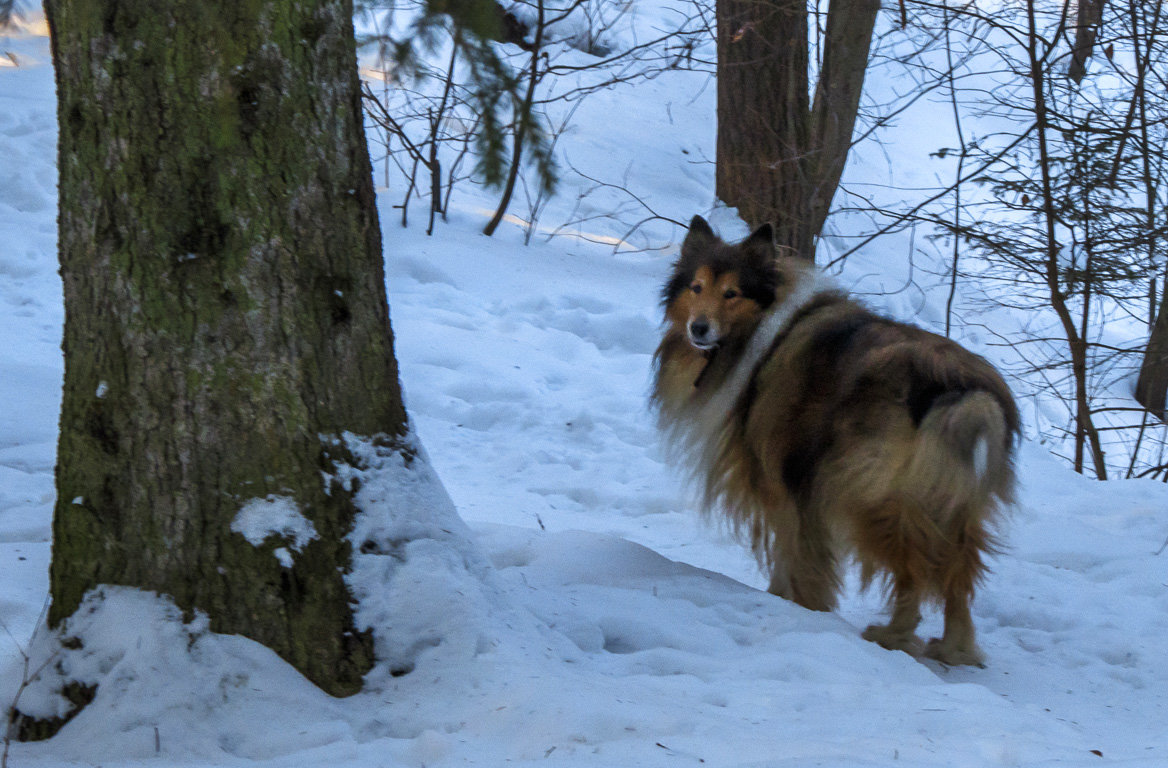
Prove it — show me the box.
[3,9,1168,768]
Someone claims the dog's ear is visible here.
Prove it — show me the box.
[745,223,774,249]
[666,217,715,305]
[688,215,715,239]
[743,223,775,262]
[680,215,717,264]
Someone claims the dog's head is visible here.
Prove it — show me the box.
[661,216,780,351]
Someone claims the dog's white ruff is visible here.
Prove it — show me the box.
[696,272,832,429]
[665,271,834,512]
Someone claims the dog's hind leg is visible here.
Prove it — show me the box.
[923,529,987,666]
[923,592,985,667]
[856,501,929,655]
[862,577,924,656]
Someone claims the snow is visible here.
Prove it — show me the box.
[3,6,1168,768]
[231,496,320,562]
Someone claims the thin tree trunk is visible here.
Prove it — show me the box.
[806,0,880,244]
[943,0,965,338]
[1025,0,1106,478]
[484,0,545,236]
[1076,180,1096,474]
[44,0,403,701]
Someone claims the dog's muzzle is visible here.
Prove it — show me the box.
[687,317,719,350]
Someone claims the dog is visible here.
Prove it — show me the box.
[652,216,1018,666]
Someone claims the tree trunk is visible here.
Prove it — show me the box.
[1068,0,1107,83]
[715,0,878,260]
[715,0,810,255]
[1132,1,1168,422]
[44,0,404,698]
[1136,289,1168,420]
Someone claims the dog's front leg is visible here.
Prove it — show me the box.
[767,530,839,612]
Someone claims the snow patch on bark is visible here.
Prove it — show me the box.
[230,495,318,564]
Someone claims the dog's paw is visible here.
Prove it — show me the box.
[862,624,924,656]
[923,637,986,668]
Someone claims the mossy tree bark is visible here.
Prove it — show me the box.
[44,0,405,696]
[715,0,879,260]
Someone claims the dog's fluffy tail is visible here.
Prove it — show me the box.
[908,390,1015,527]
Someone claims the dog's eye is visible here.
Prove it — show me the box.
[691,284,703,294]
[724,289,739,299]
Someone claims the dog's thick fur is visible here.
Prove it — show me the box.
[653,216,1019,666]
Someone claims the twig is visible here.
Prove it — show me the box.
[2,601,56,767]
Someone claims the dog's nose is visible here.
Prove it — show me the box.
[688,317,718,349]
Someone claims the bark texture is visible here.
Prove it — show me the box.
[715,0,879,260]
[45,0,404,696]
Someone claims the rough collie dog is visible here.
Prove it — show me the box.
[653,216,1019,666]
